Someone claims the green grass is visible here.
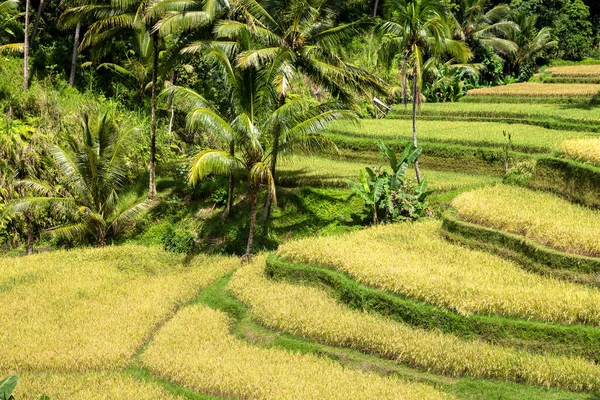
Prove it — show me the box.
[326,119,595,153]
[277,155,500,190]
[387,102,600,129]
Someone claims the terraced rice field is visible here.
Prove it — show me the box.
[141,305,446,400]
[388,102,600,126]
[6,372,186,400]
[277,155,499,189]
[277,221,600,325]
[452,185,600,257]
[326,119,593,152]
[466,82,600,98]
[562,138,600,164]
[0,246,236,371]
[546,65,600,78]
[229,257,600,391]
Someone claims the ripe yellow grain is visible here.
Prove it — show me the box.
[453,184,600,257]
[546,65,600,78]
[0,246,236,372]
[467,82,600,98]
[3,371,184,400]
[278,221,600,325]
[141,304,448,400]
[562,138,600,165]
[227,257,600,392]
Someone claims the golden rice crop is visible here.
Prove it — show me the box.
[278,155,499,190]
[453,185,600,258]
[466,83,600,98]
[141,304,448,400]
[227,257,600,392]
[277,221,600,325]
[562,138,600,165]
[4,371,184,400]
[546,65,600,78]
[0,245,235,372]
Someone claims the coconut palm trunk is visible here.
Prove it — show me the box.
[23,0,30,90]
[148,31,158,200]
[223,141,235,219]
[261,126,279,222]
[243,183,259,261]
[412,71,421,183]
[30,0,44,47]
[68,23,80,88]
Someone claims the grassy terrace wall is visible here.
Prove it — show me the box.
[530,157,600,208]
[265,255,600,362]
[441,211,600,275]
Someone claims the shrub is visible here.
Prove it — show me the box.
[347,141,432,223]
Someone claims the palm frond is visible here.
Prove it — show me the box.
[188,150,240,185]
[109,201,149,233]
[249,161,276,206]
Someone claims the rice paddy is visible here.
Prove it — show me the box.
[277,155,500,190]
[277,221,600,325]
[140,304,448,400]
[546,65,600,78]
[326,119,593,152]
[4,371,186,400]
[228,257,600,392]
[388,102,600,125]
[452,185,600,258]
[0,246,236,372]
[562,138,600,164]
[466,83,600,98]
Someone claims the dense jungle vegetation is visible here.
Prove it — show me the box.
[1,0,598,257]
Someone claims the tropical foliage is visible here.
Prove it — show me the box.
[12,114,148,247]
[348,140,431,223]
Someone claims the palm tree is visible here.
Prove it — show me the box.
[379,0,469,182]
[168,39,355,259]
[213,0,383,219]
[96,24,154,103]
[60,0,166,200]
[13,114,149,247]
[0,0,22,51]
[450,0,518,54]
[23,0,29,89]
[505,13,556,78]
[215,0,385,183]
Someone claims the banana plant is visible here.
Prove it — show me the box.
[0,375,16,400]
[0,375,49,399]
[348,140,433,224]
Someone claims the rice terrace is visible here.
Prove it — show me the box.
[2,0,600,399]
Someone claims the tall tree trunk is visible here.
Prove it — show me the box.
[412,71,422,183]
[373,0,379,17]
[261,127,279,221]
[30,0,44,49]
[23,0,30,90]
[148,31,158,200]
[68,23,81,88]
[26,231,33,255]
[98,232,105,247]
[25,212,33,255]
[222,141,235,219]
[167,69,175,136]
[242,183,258,262]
